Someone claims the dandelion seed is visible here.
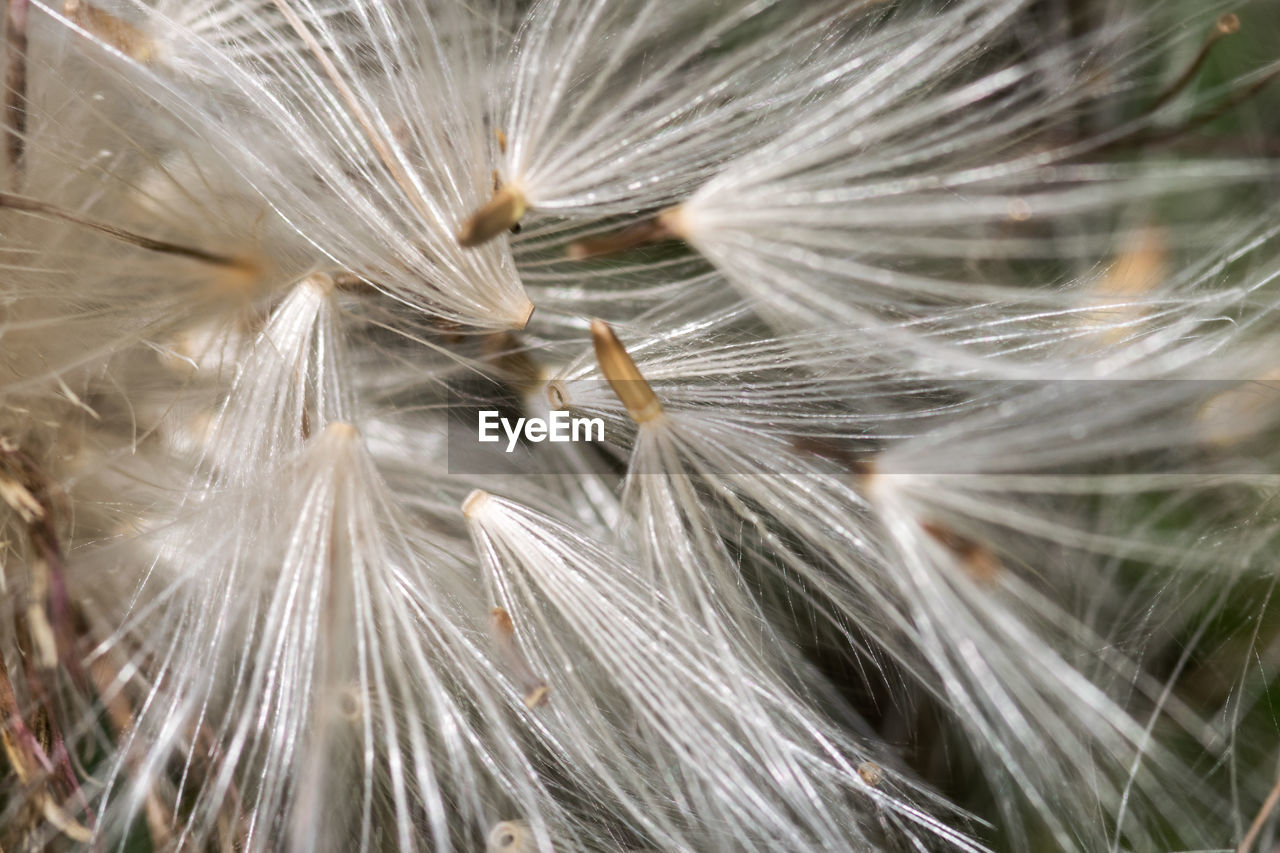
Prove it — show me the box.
[564,215,676,260]
[54,0,537,330]
[458,185,527,249]
[493,0,917,218]
[589,319,662,424]
[638,3,1272,367]
[464,490,980,851]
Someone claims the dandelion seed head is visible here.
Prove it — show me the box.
[5,0,1280,849]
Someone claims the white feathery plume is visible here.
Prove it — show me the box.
[463,488,981,852]
[487,0,920,220]
[549,3,1275,370]
[79,275,569,850]
[545,312,1279,848]
[0,9,314,415]
[42,0,536,330]
[93,423,562,850]
[854,366,1280,848]
[195,272,350,486]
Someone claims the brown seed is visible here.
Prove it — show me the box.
[589,319,663,424]
[457,186,527,248]
[566,216,676,261]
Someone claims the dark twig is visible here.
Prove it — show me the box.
[4,0,28,189]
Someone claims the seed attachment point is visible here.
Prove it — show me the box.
[655,205,689,239]
[462,489,492,519]
[487,820,530,853]
[322,421,358,442]
[589,319,663,424]
[513,298,535,330]
[457,185,526,248]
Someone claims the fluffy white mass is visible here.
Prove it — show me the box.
[1,0,1279,851]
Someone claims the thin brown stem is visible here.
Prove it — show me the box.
[1121,65,1280,151]
[0,192,251,268]
[1239,768,1280,853]
[4,0,28,189]
[1147,14,1239,116]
